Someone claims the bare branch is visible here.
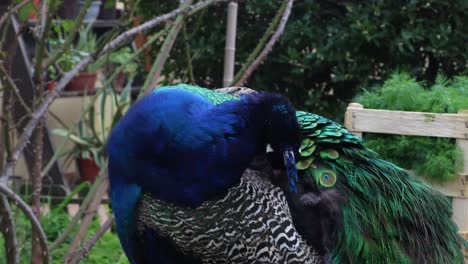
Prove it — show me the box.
[31,118,44,264]
[67,216,115,264]
[0,63,32,114]
[234,0,294,86]
[0,0,228,182]
[183,24,196,84]
[0,196,19,264]
[33,0,58,84]
[0,38,19,264]
[64,178,109,262]
[141,0,194,97]
[50,168,108,251]
[0,0,30,30]
[0,183,49,264]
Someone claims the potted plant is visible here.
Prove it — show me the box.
[53,84,132,183]
[49,23,101,92]
[106,47,138,88]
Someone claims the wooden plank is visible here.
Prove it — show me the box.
[457,110,468,176]
[419,176,467,198]
[453,110,468,233]
[344,103,363,138]
[452,198,468,232]
[346,106,468,139]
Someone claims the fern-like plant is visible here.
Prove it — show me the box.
[355,73,467,182]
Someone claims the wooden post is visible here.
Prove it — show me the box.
[344,102,363,138]
[223,1,238,87]
[453,110,468,234]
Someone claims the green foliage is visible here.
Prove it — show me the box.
[138,0,468,120]
[355,73,467,182]
[0,205,128,264]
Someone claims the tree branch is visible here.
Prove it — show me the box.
[64,178,109,263]
[33,0,57,84]
[0,0,30,30]
[50,168,107,251]
[0,63,32,114]
[0,183,49,264]
[140,0,193,97]
[67,216,115,264]
[0,195,19,264]
[138,0,192,97]
[183,23,196,84]
[233,0,294,86]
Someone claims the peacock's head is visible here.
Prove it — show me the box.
[256,92,302,193]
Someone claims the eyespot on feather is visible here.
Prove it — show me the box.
[313,168,337,187]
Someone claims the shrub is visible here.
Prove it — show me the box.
[355,73,467,182]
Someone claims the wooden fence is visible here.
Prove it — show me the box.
[344,103,468,237]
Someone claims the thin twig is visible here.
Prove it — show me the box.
[0,0,227,182]
[68,216,115,264]
[234,0,294,86]
[140,0,193,97]
[50,168,107,251]
[230,0,287,86]
[0,0,30,30]
[0,183,49,264]
[0,195,19,264]
[31,2,56,262]
[33,0,57,84]
[0,63,33,114]
[0,28,19,264]
[183,23,196,84]
[31,118,44,264]
[64,178,109,262]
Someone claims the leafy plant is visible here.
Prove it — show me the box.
[108,47,139,76]
[0,184,129,264]
[355,73,467,182]
[52,83,133,168]
[48,22,102,77]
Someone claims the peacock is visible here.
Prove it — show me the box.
[107,84,465,264]
[105,85,324,263]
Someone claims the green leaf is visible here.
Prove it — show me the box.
[18,2,35,22]
[52,129,92,146]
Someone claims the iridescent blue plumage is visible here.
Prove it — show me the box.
[106,85,302,263]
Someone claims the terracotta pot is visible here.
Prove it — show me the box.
[78,156,99,183]
[113,71,126,88]
[66,72,97,92]
[47,81,57,91]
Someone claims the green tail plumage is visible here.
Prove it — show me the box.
[296,111,464,264]
[175,85,466,263]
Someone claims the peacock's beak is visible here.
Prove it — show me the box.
[283,147,298,193]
